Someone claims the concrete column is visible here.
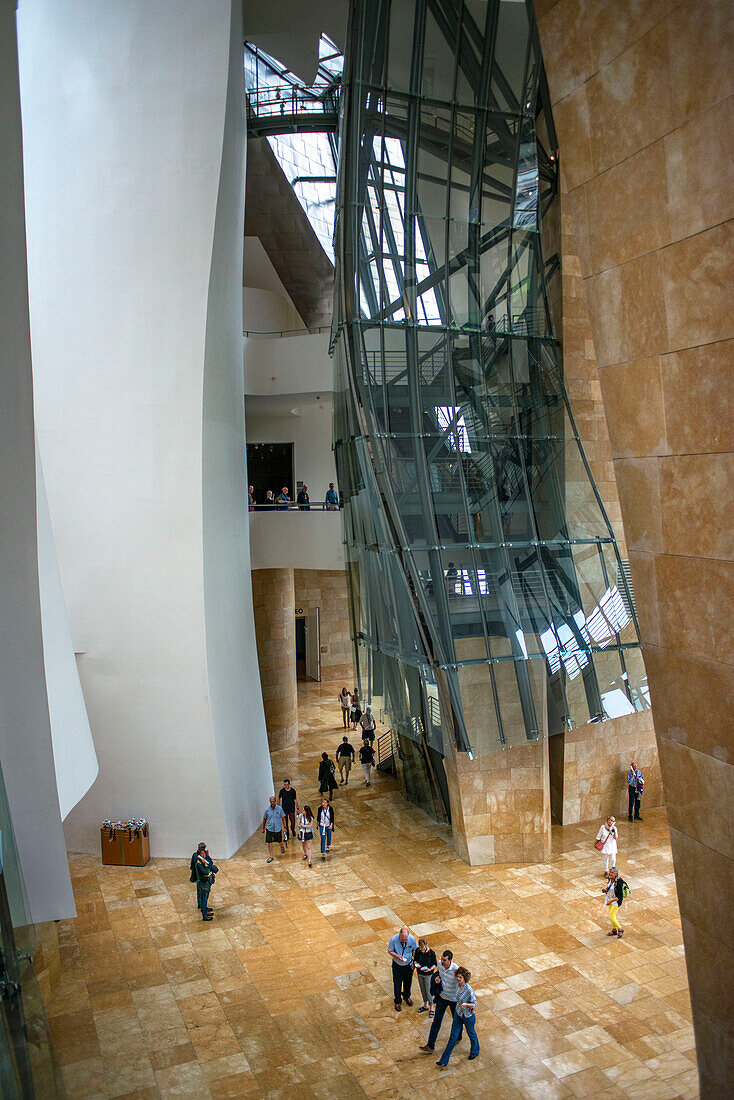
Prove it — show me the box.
[252,569,298,751]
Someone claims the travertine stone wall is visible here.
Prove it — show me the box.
[535,2,733,1092]
[560,710,660,825]
[251,569,298,751]
[445,738,551,866]
[294,569,354,684]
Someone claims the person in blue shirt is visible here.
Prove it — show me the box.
[436,966,479,1066]
[627,761,644,821]
[276,487,290,510]
[388,926,417,1011]
[325,482,339,510]
[261,796,286,863]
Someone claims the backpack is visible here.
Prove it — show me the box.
[620,879,630,900]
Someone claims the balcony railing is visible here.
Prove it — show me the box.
[250,500,341,512]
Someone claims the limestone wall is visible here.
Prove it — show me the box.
[252,568,298,751]
[294,569,354,684]
[535,2,733,1091]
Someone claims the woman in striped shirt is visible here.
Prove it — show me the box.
[436,966,479,1066]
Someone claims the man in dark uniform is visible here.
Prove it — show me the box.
[190,842,218,920]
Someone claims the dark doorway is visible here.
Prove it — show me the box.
[295,616,306,679]
[246,442,294,506]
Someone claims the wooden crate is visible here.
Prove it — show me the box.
[100,826,150,867]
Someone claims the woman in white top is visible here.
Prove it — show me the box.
[298,805,314,868]
[338,688,351,729]
[596,816,618,877]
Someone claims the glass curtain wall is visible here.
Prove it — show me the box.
[0,763,65,1097]
[332,0,649,815]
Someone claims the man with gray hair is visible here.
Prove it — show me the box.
[387,926,417,1011]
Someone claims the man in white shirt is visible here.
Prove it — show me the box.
[420,949,460,1051]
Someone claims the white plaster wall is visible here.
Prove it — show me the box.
[249,512,344,570]
[244,332,333,395]
[246,398,338,500]
[0,0,76,922]
[36,455,98,821]
[202,0,273,852]
[18,0,272,858]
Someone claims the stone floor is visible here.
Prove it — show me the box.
[47,680,698,1099]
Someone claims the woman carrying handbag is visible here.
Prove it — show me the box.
[594,816,618,877]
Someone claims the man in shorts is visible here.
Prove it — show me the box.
[261,796,286,863]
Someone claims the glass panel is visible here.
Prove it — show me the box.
[331,0,650,816]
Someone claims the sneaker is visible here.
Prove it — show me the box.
[468,1053,479,1060]
[366,781,370,787]
[202,914,213,921]
[436,1061,447,1068]
[635,816,643,822]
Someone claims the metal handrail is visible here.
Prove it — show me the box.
[376,729,398,775]
[249,500,341,512]
[243,326,331,338]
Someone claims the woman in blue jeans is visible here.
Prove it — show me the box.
[436,967,479,1066]
[317,798,335,860]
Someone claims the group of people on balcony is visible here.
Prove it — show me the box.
[247,482,340,510]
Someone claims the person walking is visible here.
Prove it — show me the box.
[350,691,362,731]
[595,816,618,877]
[276,486,290,510]
[318,752,338,798]
[193,845,219,920]
[603,866,629,938]
[317,797,335,859]
[296,485,310,510]
[413,938,438,1013]
[336,735,355,785]
[325,482,339,510]
[420,950,459,1053]
[388,927,417,1012]
[360,707,376,745]
[627,761,644,821]
[261,796,286,863]
[298,805,314,867]
[278,779,298,843]
[436,967,479,1066]
[338,687,352,729]
[359,740,375,787]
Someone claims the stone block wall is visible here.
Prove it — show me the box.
[251,568,298,751]
[294,569,354,684]
[559,710,661,825]
[444,738,551,866]
[534,2,733,1091]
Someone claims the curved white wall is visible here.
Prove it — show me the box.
[18,0,272,858]
[36,455,98,821]
[0,0,76,922]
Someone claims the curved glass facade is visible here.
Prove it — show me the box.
[332,0,649,815]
